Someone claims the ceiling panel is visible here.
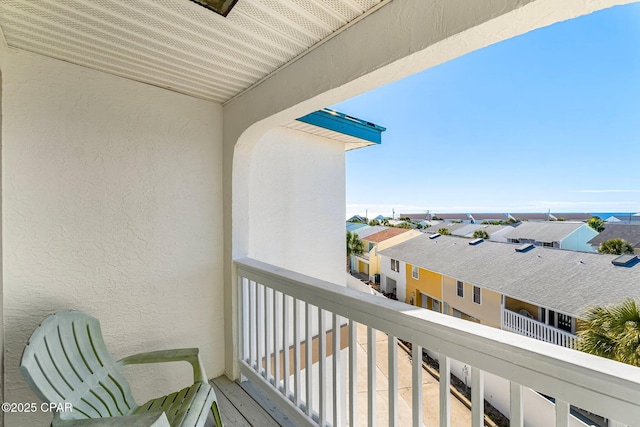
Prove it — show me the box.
[0,0,385,103]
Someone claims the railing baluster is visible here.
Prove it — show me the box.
[294,298,301,407]
[266,287,272,382]
[439,354,450,427]
[238,277,246,362]
[349,320,357,427]
[555,399,569,427]
[283,294,291,399]
[412,344,423,427]
[510,382,523,427]
[368,326,376,427]
[333,313,341,427]
[471,367,484,427]
[275,290,282,391]
[319,308,327,426]
[388,335,398,427]
[250,281,256,370]
[257,284,264,376]
[305,302,313,417]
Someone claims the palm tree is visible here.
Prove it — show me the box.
[598,238,635,255]
[472,230,489,239]
[437,227,451,235]
[577,299,640,366]
[346,231,364,273]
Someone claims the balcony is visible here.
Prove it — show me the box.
[2,1,637,426]
[501,308,578,349]
[236,258,640,427]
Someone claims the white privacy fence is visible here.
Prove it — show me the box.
[236,258,639,427]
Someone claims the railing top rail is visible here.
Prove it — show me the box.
[236,257,640,424]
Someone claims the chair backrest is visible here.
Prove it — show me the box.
[21,310,138,420]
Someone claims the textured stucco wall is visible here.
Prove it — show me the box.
[2,49,223,425]
[248,127,345,286]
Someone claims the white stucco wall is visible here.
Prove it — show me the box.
[2,49,223,425]
[247,127,345,286]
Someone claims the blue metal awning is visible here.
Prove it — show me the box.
[295,108,386,147]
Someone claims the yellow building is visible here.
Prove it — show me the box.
[355,227,421,282]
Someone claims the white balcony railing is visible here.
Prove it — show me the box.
[501,308,578,349]
[236,258,640,427]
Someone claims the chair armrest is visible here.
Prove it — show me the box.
[116,348,207,383]
[52,412,170,427]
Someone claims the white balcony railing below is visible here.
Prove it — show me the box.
[501,308,578,349]
[236,258,640,427]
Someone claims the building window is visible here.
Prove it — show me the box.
[456,281,464,297]
[391,259,399,272]
[412,265,419,279]
[557,313,572,332]
[473,286,481,304]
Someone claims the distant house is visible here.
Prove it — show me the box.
[450,224,515,243]
[347,225,388,272]
[469,213,511,223]
[422,222,467,235]
[588,224,640,255]
[503,221,598,252]
[346,221,370,233]
[399,213,430,221]
[550,212,592,222]
[347,214,367,223]
[379,234,640,348]
[354,227,421,285]
[607,213,640,224]
[508,213,553,222]
[373,214,387,221]
[432,213,472,223]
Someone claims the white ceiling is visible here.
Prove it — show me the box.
[0,0,385,103]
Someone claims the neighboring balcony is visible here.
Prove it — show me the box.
[501,308,578,349]
[235,258,640,427]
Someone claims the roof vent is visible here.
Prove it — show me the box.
[515,243,535,253]
[469,238,483,246]
[429,233,441,239]
[612,254,638,267]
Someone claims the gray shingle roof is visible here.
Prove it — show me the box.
[451,224,514,237]
[355,225,388,239]
[551,213,592,221]
[470,213,510,221]
[509,213,553,221]
[588,224,640,248]
[503,221,585,242]
[379,234,640,317]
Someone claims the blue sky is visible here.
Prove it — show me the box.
[333,4,640,219]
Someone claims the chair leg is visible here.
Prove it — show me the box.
[211,401,224,427]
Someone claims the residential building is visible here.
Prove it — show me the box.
[607,213,640,224]
[432,213,473,223]
[380,234,640,349]
[469,213,512,223]
[346,221,370,233]
[354,227,421,283]
[450,223,515,243]
[504,221,599,252]
[551,213,593,222]
[588,224,640,255]
[509,212,555,222]
[2,1,639,426]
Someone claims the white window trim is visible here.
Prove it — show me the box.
[412,265,419,280]
[456,281,464,298]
